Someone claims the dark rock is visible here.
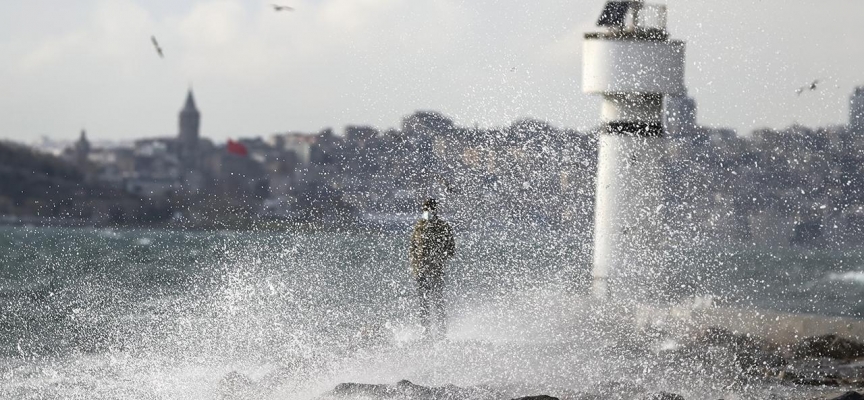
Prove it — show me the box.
[696,327,761,348]
[324,380,500,399]
[396,380,438,398]
[512,396,559,400]
[691,327,786,375]
[791,335,864,360]
[777,355,864,386]
[787,374,840,386]
[330,382,391,397]
[640,392,684,400]
[780,359,843,386]
[828,392,864,400]
[528,389,597,400]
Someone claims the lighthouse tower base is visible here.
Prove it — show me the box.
[582,1,686,300]
[592,131,669,300]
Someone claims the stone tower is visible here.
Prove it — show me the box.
[851,86,864,134]
[178,89,200,171]
[73,129,91,167]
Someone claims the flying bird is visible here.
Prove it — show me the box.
[796,79,819,96]
[151,36,164,58]
[271,4,294,11]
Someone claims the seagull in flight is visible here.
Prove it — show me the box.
[271,4,294,11]
[151,36,164,58]
[796,79,819,96]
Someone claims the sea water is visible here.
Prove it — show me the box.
[0,226,863,399]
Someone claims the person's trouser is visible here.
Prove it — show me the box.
[416,274,445,339]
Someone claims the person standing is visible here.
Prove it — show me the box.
[409,198,455,340]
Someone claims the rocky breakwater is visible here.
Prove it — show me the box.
[213,327,864,399]
[319,379,864,400]
[317,379,687,400]
[314,330,864,400]
[655,327,864,387]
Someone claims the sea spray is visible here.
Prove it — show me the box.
[1,227,863,399]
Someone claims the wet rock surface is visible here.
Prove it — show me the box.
[319,377,864,400]
[791,335,864,361]
[693,327,787,374]
[639,392,685,400]
[320,379,501,399]
[220,329,864,400]
[657,327,864,387]
[828,391,864,400]
[319,380,685,400]
[768,333,864,387]
[216,367,299,400]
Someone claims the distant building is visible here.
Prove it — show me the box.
[269,132,314,165]
[401,111,455,139]
[132,138,180,180]
[344,125,378,144]
[664,93,701,141]
[72,129,90,167]
[850,86,864,134]
[177,89,200,172]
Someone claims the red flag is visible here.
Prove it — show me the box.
[227,139,248,156]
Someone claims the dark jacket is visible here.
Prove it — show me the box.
[409,216,455,279]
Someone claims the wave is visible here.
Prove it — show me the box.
[826,271,864,284]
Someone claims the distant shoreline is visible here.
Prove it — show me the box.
[0,214,367,233]
[0,214,579,234]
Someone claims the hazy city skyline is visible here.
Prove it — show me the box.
[1,0,863,142]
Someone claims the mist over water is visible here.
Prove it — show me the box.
[1,226,863,399]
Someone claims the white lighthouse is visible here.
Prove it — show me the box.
[583,1,686,298]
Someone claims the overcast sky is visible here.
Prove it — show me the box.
[1,0,862,143]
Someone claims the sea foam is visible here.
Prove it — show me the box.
[827,271,864,285]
